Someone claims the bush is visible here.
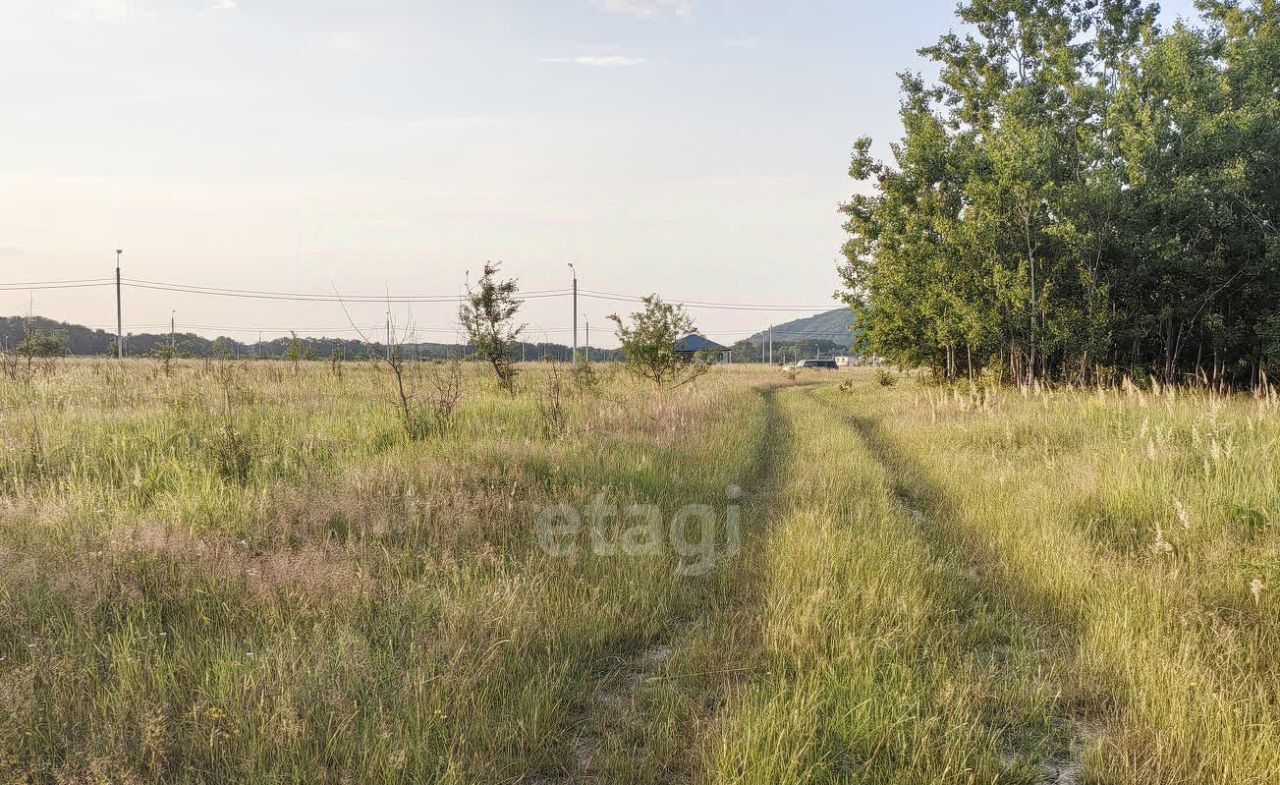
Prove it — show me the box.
[539,365,568,438]
[609,295,708,389]
[208,422,254,485]
[572,361,601,395]
[423,358,464,436]
[16,329,68,360]
[460,262,525,393]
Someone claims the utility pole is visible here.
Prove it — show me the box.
[585,319,590,363]
[768,325,773,365]
[115,249,123,359]
[567,263,577,363]
[170,310,176,350]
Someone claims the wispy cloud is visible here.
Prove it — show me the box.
[723,36,760,48]
[60,0,135,24]
[406,116,526,130]
[591,0,694,18]
[209,0,238,10]
[542,55,646,67]
[330,31,371,54]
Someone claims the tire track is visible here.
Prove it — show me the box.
[548,384,796,784]
[834,397,1098,784]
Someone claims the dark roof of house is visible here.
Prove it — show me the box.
[674,334,728,353]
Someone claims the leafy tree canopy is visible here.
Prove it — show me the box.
[841,0,1280,387]
[610,295,709,388]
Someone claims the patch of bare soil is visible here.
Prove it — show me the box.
[568,643,674,782]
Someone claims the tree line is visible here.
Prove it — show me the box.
[0,315,622,363]
[840,0,1279,387]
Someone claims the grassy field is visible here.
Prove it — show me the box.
[1,359,1278,783]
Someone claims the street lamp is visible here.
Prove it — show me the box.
[115,249,123,359]
[567,263,577,363]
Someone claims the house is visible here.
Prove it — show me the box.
[833,354,882,367]
[674,334,732,364]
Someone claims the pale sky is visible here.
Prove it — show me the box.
[1,0,1200,347]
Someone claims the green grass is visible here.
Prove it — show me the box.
[2,359,1279,783]
[0,359,773,783]
[704,378,1280,784]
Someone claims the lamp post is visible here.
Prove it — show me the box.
[115,249,123,359]
[567,263,577,363]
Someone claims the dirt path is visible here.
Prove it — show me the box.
[550,385,795,784]
[545,381,1097,783]
[837,399,1096,784]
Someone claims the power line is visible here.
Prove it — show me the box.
[120,279,571,304]
[115,277,833,312]
[75,322,572,336]
[579,289,834,312]
[700,325,855,335]
[4,274,848,354]
[0,277,113,286]
[1,276,836,312]
[0,281,114,291]
[169,323,569,335]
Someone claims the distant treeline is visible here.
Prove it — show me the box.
[0,316,850,365]
[0,316,623,363]
[841,0,1279,387]
[726,338,851,364]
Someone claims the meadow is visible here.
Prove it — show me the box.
[1,358,1278,784]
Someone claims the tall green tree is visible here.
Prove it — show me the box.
[840,0,1279,386]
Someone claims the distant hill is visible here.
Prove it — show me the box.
[0,315,618,362]
[746,307,857,349]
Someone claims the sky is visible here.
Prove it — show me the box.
[1,0,1202,348]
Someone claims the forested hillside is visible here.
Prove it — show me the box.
[0,315,615,362]
[840,0,1279,387]
[745,308,857,347]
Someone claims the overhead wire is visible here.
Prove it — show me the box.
[120,279,571,303]
[0,281,114,291]
[1,276,836,312]
[2,276,846,343]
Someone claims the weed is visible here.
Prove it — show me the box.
[572,360,601,395]
[207,421,254,485]
[329,347,345,380]
[208,357,255,485]
[874,368,898,386]
[0,349,22,383]
[151,343,178,376]
[423,358,464,436]
[539,362,568,438]
[3,362,1278,783]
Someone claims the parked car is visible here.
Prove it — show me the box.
[796,359,839,370]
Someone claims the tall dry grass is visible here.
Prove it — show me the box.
[0,359,778,784]
[6,359,1278,783]
[704,374,1280,784]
